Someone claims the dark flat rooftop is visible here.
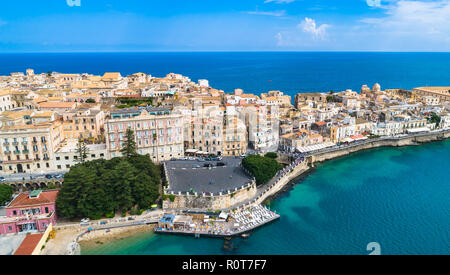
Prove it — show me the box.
[164,157,253,194]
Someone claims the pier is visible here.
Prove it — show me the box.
[155,205,280,238]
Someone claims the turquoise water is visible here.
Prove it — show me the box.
[83,140,450,255]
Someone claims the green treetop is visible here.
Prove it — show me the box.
[75,138,89,164]
[0,184,14,206]
[120,128,138,158]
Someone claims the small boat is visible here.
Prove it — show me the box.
[241,233,250,238]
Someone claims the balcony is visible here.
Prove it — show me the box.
[22,149,30,153]
[13,150,21,155]
[12,141,19,146]
[3,142,9,146]
[32,140,38,144]
[4,151,11,155]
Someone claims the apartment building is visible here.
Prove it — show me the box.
[0,113,63,175]
[105,107,184,162]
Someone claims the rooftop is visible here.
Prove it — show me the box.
[13,234,44,255]
[7,190,58,209]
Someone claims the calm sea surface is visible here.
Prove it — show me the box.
[1,52,448,254]
[2,52,450,96]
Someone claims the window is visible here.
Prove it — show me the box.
[57,165,61,169]
[45,207,49,214]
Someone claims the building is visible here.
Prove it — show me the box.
[0,115,63,175]
[62,104,105,142]
[105,107,184,162]
[0,190,57,235]
[294,93,327,109]
[54,141,107,171]
[413,87,450,102]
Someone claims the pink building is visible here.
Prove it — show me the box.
[105,107,184,162]
[0,190,58,235]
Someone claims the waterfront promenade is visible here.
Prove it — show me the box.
[244,128,450,211]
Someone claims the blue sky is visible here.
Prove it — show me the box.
[0,0,449,52]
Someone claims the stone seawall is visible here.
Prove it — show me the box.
[310,130,450,164]
[253,130,450,206]
[253,163,309,206]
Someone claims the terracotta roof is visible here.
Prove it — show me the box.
[37,101,65,109]
[8,190,58,209]
[102,72,122,80]
[13,234,44,255]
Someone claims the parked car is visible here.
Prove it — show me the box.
[0,177,5,183]
[81,218,90,223]
[54,174,63,179]
[216,162,226,167]
[203,163,213,168]
[170,158,177,161]
[193,164,201,169]
[45,174,53,179]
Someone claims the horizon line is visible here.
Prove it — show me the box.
[2,50,450,54]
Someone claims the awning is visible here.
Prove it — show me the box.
[185,149,198,153]
[219,212,229,219]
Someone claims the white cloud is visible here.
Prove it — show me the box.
[366,0,382,7]
[299,17,330,39]
[264,0,296,4]
[247,10,286,17]
[361,1,450,38]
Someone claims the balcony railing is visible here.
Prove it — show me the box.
[13,151,21,155]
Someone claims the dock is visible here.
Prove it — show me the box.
[154,205,280,238]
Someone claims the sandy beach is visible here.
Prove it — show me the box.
[78,224,157,250]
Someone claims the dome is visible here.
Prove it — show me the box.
[372,83,381,92]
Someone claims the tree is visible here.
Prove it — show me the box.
[75,138,89,164]
[120,128,138,158]
[428,113,441,127]
[264,152,278,159]
[56,155,162,220]
[0,184,14,206]
[242,155,283,186]
[85,98,96,103]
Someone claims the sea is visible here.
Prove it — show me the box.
[1,52,448,255]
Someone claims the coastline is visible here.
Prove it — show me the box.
[79,224,156,251]
[65,130,450,255]
[256,129,450,207]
